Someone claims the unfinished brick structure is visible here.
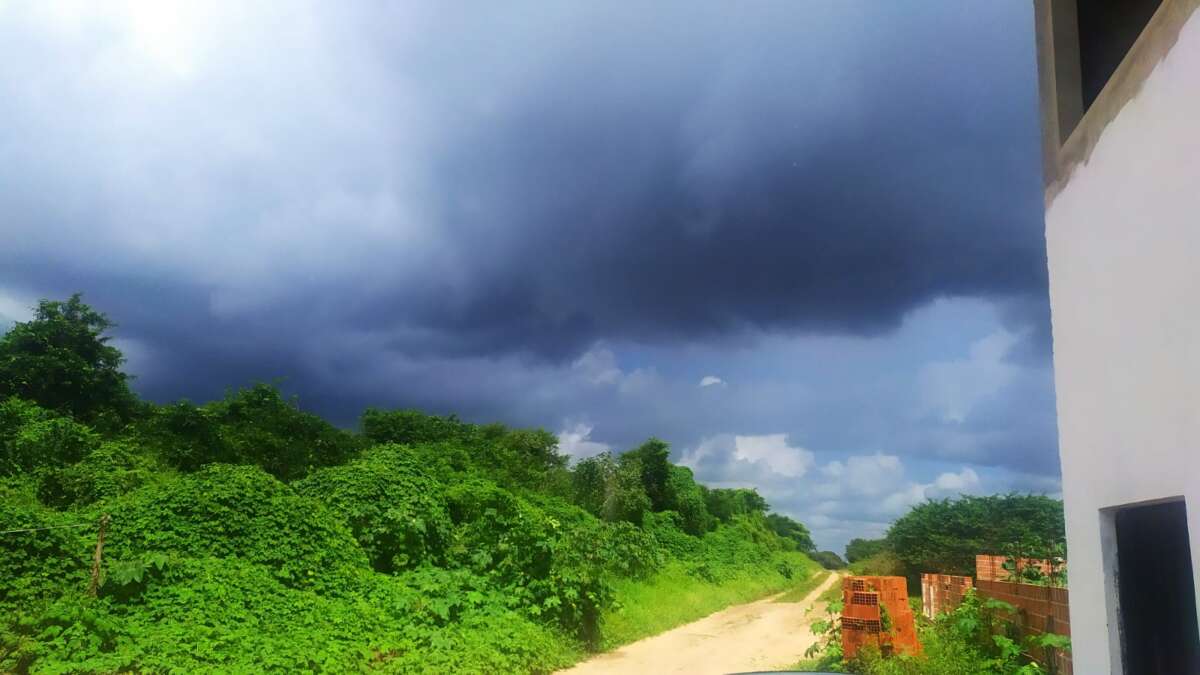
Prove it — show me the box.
[841,576,921,659]
[920,573,972,619]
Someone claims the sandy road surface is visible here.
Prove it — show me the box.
[557,572,841,675]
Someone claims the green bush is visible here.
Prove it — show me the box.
[100,464,369,591]
[1,399,99,476]
[295,445,452,572]
[138,385,362,480]
[362,408,475,446]
[36,441,156,508]
[571,451,651,524]
[0,500,91,613]
[848,550,906,577]
[445,478,613,643]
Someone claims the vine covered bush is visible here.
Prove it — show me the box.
[296,445,452,572]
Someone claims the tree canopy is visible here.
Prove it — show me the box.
[0,294,137,426]
[885,494,1065,579]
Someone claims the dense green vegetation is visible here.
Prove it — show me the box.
[0,296,820,673]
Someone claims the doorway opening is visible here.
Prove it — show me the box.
[1114,498,1200,674]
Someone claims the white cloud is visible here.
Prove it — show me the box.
[880,466,982,516]
[0,290,33,330]
[934,467,980,491]
[556,422,611,459]
[918,329,1020,423]
[699,375,724,387]
[571,346,661,395]
[572,347,623,385]
[733,433,815,478]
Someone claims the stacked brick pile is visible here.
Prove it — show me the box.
[920,573,973,619]
[841,576,921,659]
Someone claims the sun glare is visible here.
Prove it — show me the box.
[121,0,209,77]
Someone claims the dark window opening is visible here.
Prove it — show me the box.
[1075,0,1163,110]
[1114,499,1200,675]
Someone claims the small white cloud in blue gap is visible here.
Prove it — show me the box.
[699,375,725,388]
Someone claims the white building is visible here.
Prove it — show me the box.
[1037,0,1200,672]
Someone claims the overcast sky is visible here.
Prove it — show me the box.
[0,1,1057,552]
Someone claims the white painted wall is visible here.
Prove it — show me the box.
[1045,12,1200,674]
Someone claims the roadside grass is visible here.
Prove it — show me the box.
[600,553,819,649]
[816,576,842,604]
[773,569,831,603]
[789,574,843,671]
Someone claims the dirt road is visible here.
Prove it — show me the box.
[557,572,840,675]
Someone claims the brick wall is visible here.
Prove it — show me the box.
[975,554,1064,583]
[920,573,972,619]
[975,579,1072,675]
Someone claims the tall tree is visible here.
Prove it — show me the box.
[621,437,672,511]
[766,513,816,553]
[0,294,137,426]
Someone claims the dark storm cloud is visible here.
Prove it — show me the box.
[355,0,1049,361]
[0,1,1049,421]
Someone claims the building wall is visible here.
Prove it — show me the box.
[1044,11,1200,674]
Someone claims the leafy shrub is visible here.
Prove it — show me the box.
[703,486,769,523]
[572,451,651,524]
[445,478,613,642]
[138,385,362,480]
[36,441,156,508]
[0,399,99,476]
[295,445,452,572]
[643,510,703,559]
[362,408,475,446]
[0,500,91,612]
[849,550,906,577]
[132,400,233,471]
[101,464,369,591]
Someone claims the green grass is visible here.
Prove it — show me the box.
[774,569,831,603]
[816,576,843,604]
[599,553,819,649]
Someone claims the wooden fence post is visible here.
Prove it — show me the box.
[88,514,111,597]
